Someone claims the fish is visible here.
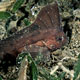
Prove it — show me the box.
[0,2,67,60]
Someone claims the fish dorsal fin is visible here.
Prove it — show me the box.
[34,2,60,30]
[17,2,61,35]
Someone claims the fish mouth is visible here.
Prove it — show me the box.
[47,36,68,52]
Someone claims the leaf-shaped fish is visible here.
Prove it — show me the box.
[0,2,67,60]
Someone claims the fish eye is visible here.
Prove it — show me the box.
[56,36,64,42]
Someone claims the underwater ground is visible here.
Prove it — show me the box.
[0,0,80,80]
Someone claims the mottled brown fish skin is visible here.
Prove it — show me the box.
[0,2,68,60]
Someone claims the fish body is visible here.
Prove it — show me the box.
[0,2,67,59]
